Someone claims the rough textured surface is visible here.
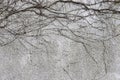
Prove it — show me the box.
[0,36,120,80]
[0,0,120,80]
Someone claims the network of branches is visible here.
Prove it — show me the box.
[0,1,120,79]
[0,0,120,47]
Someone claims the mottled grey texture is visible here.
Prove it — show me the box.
[0,36,120,80]
[0,0,120,80]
